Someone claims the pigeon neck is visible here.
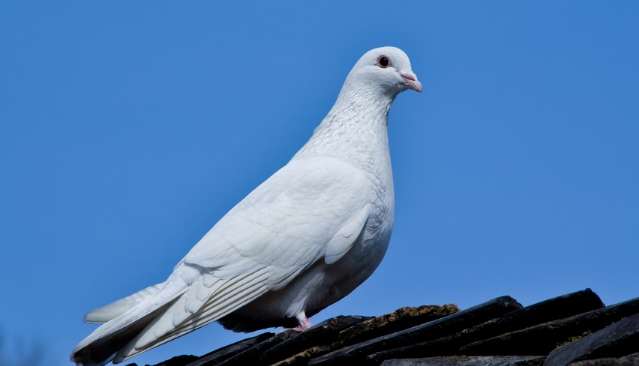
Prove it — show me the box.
[330,81,395,125]
[294,82,394,175]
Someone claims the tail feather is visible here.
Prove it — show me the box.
[72,265,271,365]
[71,282,186,366]
[71,303,170,366]
[85,282,166,323]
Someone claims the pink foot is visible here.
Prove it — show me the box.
[292,312,311,332]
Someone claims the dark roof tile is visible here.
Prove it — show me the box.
[148,290,639,366]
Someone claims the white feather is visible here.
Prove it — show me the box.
[72,46,422,365]
[84,282,166,323]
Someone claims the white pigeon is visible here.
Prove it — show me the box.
[72,46,422,365]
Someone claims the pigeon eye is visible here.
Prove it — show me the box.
[377,55,390,68]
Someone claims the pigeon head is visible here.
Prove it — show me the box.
[347,46,422,96]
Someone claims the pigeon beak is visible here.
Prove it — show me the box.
[400,72,422,92]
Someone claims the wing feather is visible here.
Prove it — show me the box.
[84,281,166,323]
[114,267,270,361]
[114,157,373,362]
[324,204,370,264]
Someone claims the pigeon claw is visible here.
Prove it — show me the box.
[292,311,312,332]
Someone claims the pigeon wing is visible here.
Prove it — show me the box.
[115,156,372,360]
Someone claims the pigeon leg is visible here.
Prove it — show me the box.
[292,311,311,332]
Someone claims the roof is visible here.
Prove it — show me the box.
[128,289,639,366]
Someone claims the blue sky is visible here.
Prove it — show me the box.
[1,1,638,365]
